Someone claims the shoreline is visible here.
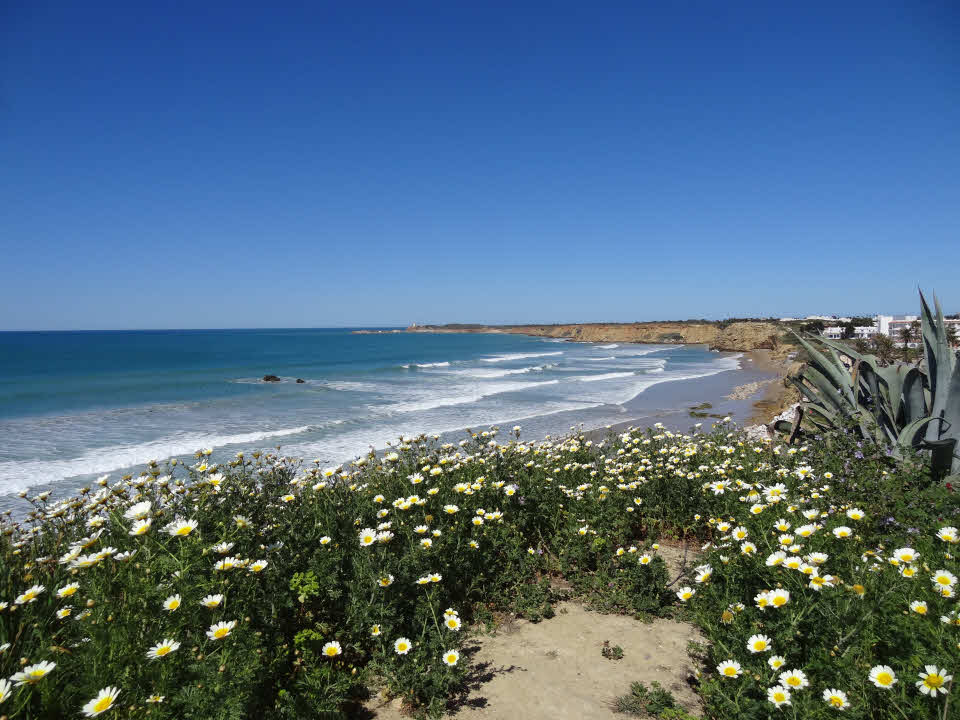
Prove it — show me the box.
[1,346,791,513]
[738,349,797,424]
[405,323,797,425]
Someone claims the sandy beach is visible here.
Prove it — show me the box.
[578,348,781,441]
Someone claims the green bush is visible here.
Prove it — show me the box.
[0,421,956,718]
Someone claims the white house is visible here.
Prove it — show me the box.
[820,314,958,348]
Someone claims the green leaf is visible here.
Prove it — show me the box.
[896,416,937,450]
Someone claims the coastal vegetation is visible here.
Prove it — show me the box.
[1,408,957,718]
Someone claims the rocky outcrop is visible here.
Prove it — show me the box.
[295,378,306,384]
[744,403,802,442]
[263,375,282,382]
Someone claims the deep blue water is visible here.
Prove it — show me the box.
[0,329,740,499]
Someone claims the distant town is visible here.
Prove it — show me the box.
[780,313,960,349]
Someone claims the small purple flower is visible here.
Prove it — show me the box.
[855,451,864,459]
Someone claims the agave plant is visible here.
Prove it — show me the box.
[778,291,959,482]
[918,291,960,478]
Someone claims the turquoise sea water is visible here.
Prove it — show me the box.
[0,329,740,500]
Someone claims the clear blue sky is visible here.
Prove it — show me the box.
[2,1,957,329]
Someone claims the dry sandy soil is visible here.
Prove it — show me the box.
[361,602,703,720]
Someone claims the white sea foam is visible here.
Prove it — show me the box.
[0,425,313,494]
[448,364,551,378]
[286,400,594,463]
[325,381,384,392]
[596,344,619,349]
[584,356,617,361]
[612,347,672,356]
[283,356,742,465]
[378,380,560,414]
[414,361,450,368]
[480,351,563,363]
[572,372,636,382]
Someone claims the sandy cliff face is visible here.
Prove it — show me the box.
[409,321,784,353]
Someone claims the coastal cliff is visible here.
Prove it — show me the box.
[406,321,784,353]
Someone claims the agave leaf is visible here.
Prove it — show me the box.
[897,416,937,450]
[800,366,855,419]
[788,376,827,411]
[790,332,855,405]
[816,337,866,363]
[920,290,957,443]
[873,363,904,417]
[939,355,960,473]
[804,402,840,425]
[858,363,898,444]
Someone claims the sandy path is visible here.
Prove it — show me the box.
[362,602,703,719]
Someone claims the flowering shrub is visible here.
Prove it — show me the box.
[0,422,956,718]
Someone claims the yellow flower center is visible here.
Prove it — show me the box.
[723,667,737,676]
[926,675,944,689]
[828,695,843,707]
[786,677,800,687]
[772,597,786,607]
[156,646,171,656]
[876,672,892,685]
[29,670,46,679]
[214,628,229,638]
[175,527,191,536]
[753,642,766,651]
[93,697,113,712]
[325,647,338,656]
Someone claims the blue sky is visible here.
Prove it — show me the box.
[1,1,957,329]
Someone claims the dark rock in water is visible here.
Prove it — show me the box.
[295,378,306,384]
[263,375,282,382]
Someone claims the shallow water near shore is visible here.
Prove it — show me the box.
[0,329,770,508]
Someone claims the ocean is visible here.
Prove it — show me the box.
[0,329,743,504]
